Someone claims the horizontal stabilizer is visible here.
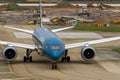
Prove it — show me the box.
[52,26,74,33]
[4,25,34,35]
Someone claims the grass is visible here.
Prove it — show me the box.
[6,6,28,11]
[4,2,29,11]
[74,24,120,32]
[113,48,120,53]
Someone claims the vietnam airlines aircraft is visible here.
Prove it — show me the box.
[1,0,120,69]
[2,25,120,70]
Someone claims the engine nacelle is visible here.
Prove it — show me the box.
[2,44,17,62]
[81,44,96,62]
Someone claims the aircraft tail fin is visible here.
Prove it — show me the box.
[39,0,43,27]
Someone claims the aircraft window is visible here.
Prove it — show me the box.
[49,46,61,49]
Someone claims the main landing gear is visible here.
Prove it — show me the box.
[24,49,33,62]
[61,49,70,62]
[52,62,57,70]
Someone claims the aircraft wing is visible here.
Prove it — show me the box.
[52,26,74,33]
[4,25,34,35]
[0,40,39,50]
[65,36,120,49]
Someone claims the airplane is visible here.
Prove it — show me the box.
[1,0,120,70]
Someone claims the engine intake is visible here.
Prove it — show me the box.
[81,44,95,62]
[2,44,17,62]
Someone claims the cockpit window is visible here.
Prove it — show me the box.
[49,46,61,49]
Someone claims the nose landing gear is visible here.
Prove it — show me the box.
[52,62,57,70]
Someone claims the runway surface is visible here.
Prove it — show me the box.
[0,50,32,80]
[1,25,120,80]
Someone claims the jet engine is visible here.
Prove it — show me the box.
[2,44,17,62]
[81,44,95,62]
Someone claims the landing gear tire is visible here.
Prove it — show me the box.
[66,56,70,62]
[29,56,33,62]
[61,49,71,62]
[23,56,33,62]
[61,56,71,62]
[61,57,65,62]
[24,56,27,62]
[52,63,57,70]
[24,49,33,62]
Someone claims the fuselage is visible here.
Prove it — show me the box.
[33,26,65,61]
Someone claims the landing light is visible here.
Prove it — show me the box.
[49,46,61,49]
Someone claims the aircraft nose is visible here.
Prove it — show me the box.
[51,50,62,61]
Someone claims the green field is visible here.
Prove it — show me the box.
[74,24,120,32]
[113,48,120,53]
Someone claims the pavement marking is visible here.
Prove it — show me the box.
[56,32,103,39]
[8,63,13,73]
[1,79,12,80]
[0,45,13,73]
[13,32,32,39]
[0,44,3,49]
[96,56,120,74]
[1,77,30,80]
[17,3,57,7]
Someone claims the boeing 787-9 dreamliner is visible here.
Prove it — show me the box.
[1,0,120,69]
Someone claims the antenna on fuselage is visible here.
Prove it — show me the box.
[39,0,43,27]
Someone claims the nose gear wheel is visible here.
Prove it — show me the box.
[52,62,57,70]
